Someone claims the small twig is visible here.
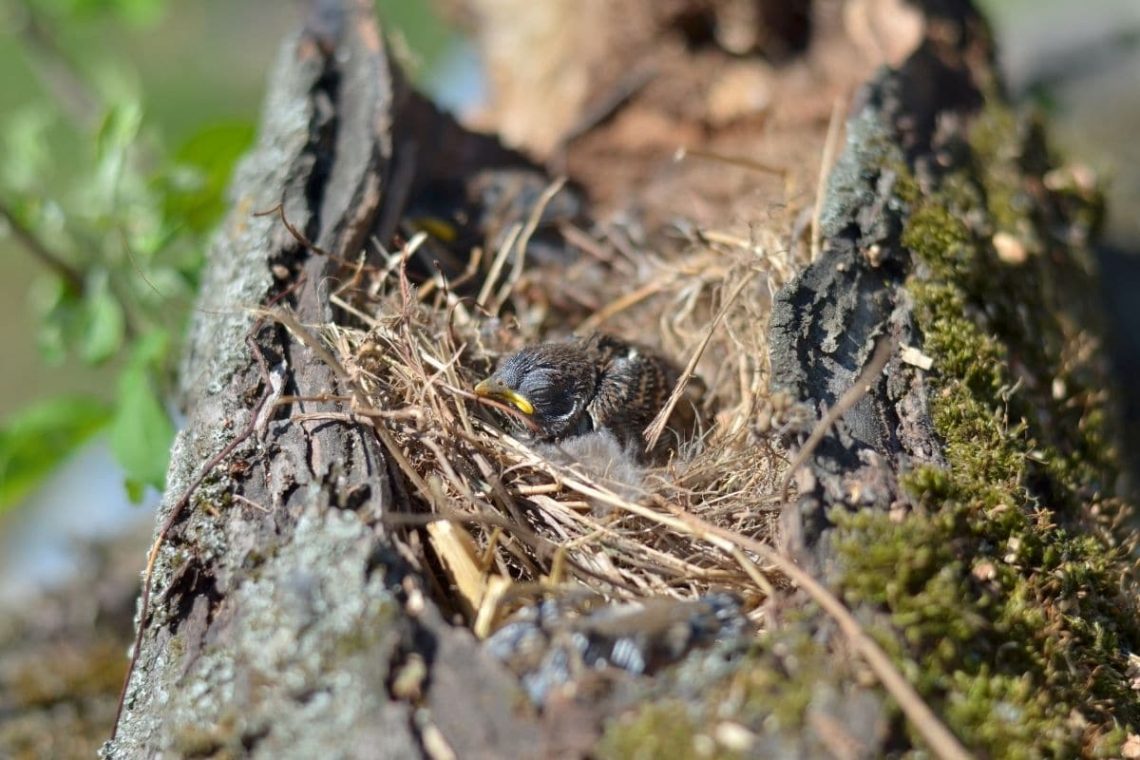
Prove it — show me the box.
[290,411,361,425]
[15,5,100,127]
[254,202,333,258]
[491,177,567,310]
[558,222,620,267]
[257,307,350,384]
[0,201,85,293]
[576,275,675,334]
[674,146,788,180]
[274,393,353,405]
[233,493,271,514]
[475,223,522,311]
[644,269,757,450]
[728,546,776,598]
[118,225,165,302]
[779,334,894,502]
[810,97,845,262]
[396,234,425,323]
[382,507,642,595]
[560,63,657,146]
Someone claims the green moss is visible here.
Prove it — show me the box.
[0,637,129,760]
[597,701,714,760]
[726,621,837,729]
[328,598,401,661]
[827,96,1140,757]
[598,618,862,758]
[8,639,127,707]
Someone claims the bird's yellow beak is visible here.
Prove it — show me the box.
[474,378,535,415]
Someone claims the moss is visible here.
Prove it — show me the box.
[598,619,866,758]
[718,621,837,730]
[598,700,728,760]
[8,639,127,707]
[328,598,401,662]
[827,96,1140,757]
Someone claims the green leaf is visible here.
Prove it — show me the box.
[161,120,255,232]
[32,273,82,365]
[106,0,166,25]
[1,106,54,191]
[80,270,126,364]
[89,101,145,218]
[58,0,168,26]
[95,101,144,161]
[0,395,111,512]
[108,330,174,497]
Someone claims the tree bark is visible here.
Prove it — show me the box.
[106,2,559,757]
[769,10,988,564]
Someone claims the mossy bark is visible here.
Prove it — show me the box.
[761,7,1140,760]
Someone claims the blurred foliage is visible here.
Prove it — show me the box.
[376,0,456,78]
[0,0,455,514]
[0,0,252,510]
[0,395,111,508]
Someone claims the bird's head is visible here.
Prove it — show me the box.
[474,342,597,438]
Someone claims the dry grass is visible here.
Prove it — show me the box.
[254,186,975,760]
[300,189,803,637]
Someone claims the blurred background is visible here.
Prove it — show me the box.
[0,0,1137,752]
[0,0,468,604]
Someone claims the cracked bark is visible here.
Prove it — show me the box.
[105,2,558,757]
[770,9,991,569]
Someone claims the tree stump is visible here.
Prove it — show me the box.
[105,1,1140,757]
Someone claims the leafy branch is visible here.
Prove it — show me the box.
[0,0,253,510]
[0,199,85,293]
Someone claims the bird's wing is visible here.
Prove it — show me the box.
[589,342,675,450]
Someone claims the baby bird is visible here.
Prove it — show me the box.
[474,333,699,460]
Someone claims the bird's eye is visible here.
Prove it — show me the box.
[520,369,577,420]
[535,391,576,421]
[523,366,555,385]
[519,368,554,394]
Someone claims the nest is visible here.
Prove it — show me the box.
[298,184,802,637]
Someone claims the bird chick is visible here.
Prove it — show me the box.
[535,430,646,509]
[474,333,699,461]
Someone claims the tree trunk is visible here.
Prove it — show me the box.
[105,0,1140,758]
[105,3,555,756]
